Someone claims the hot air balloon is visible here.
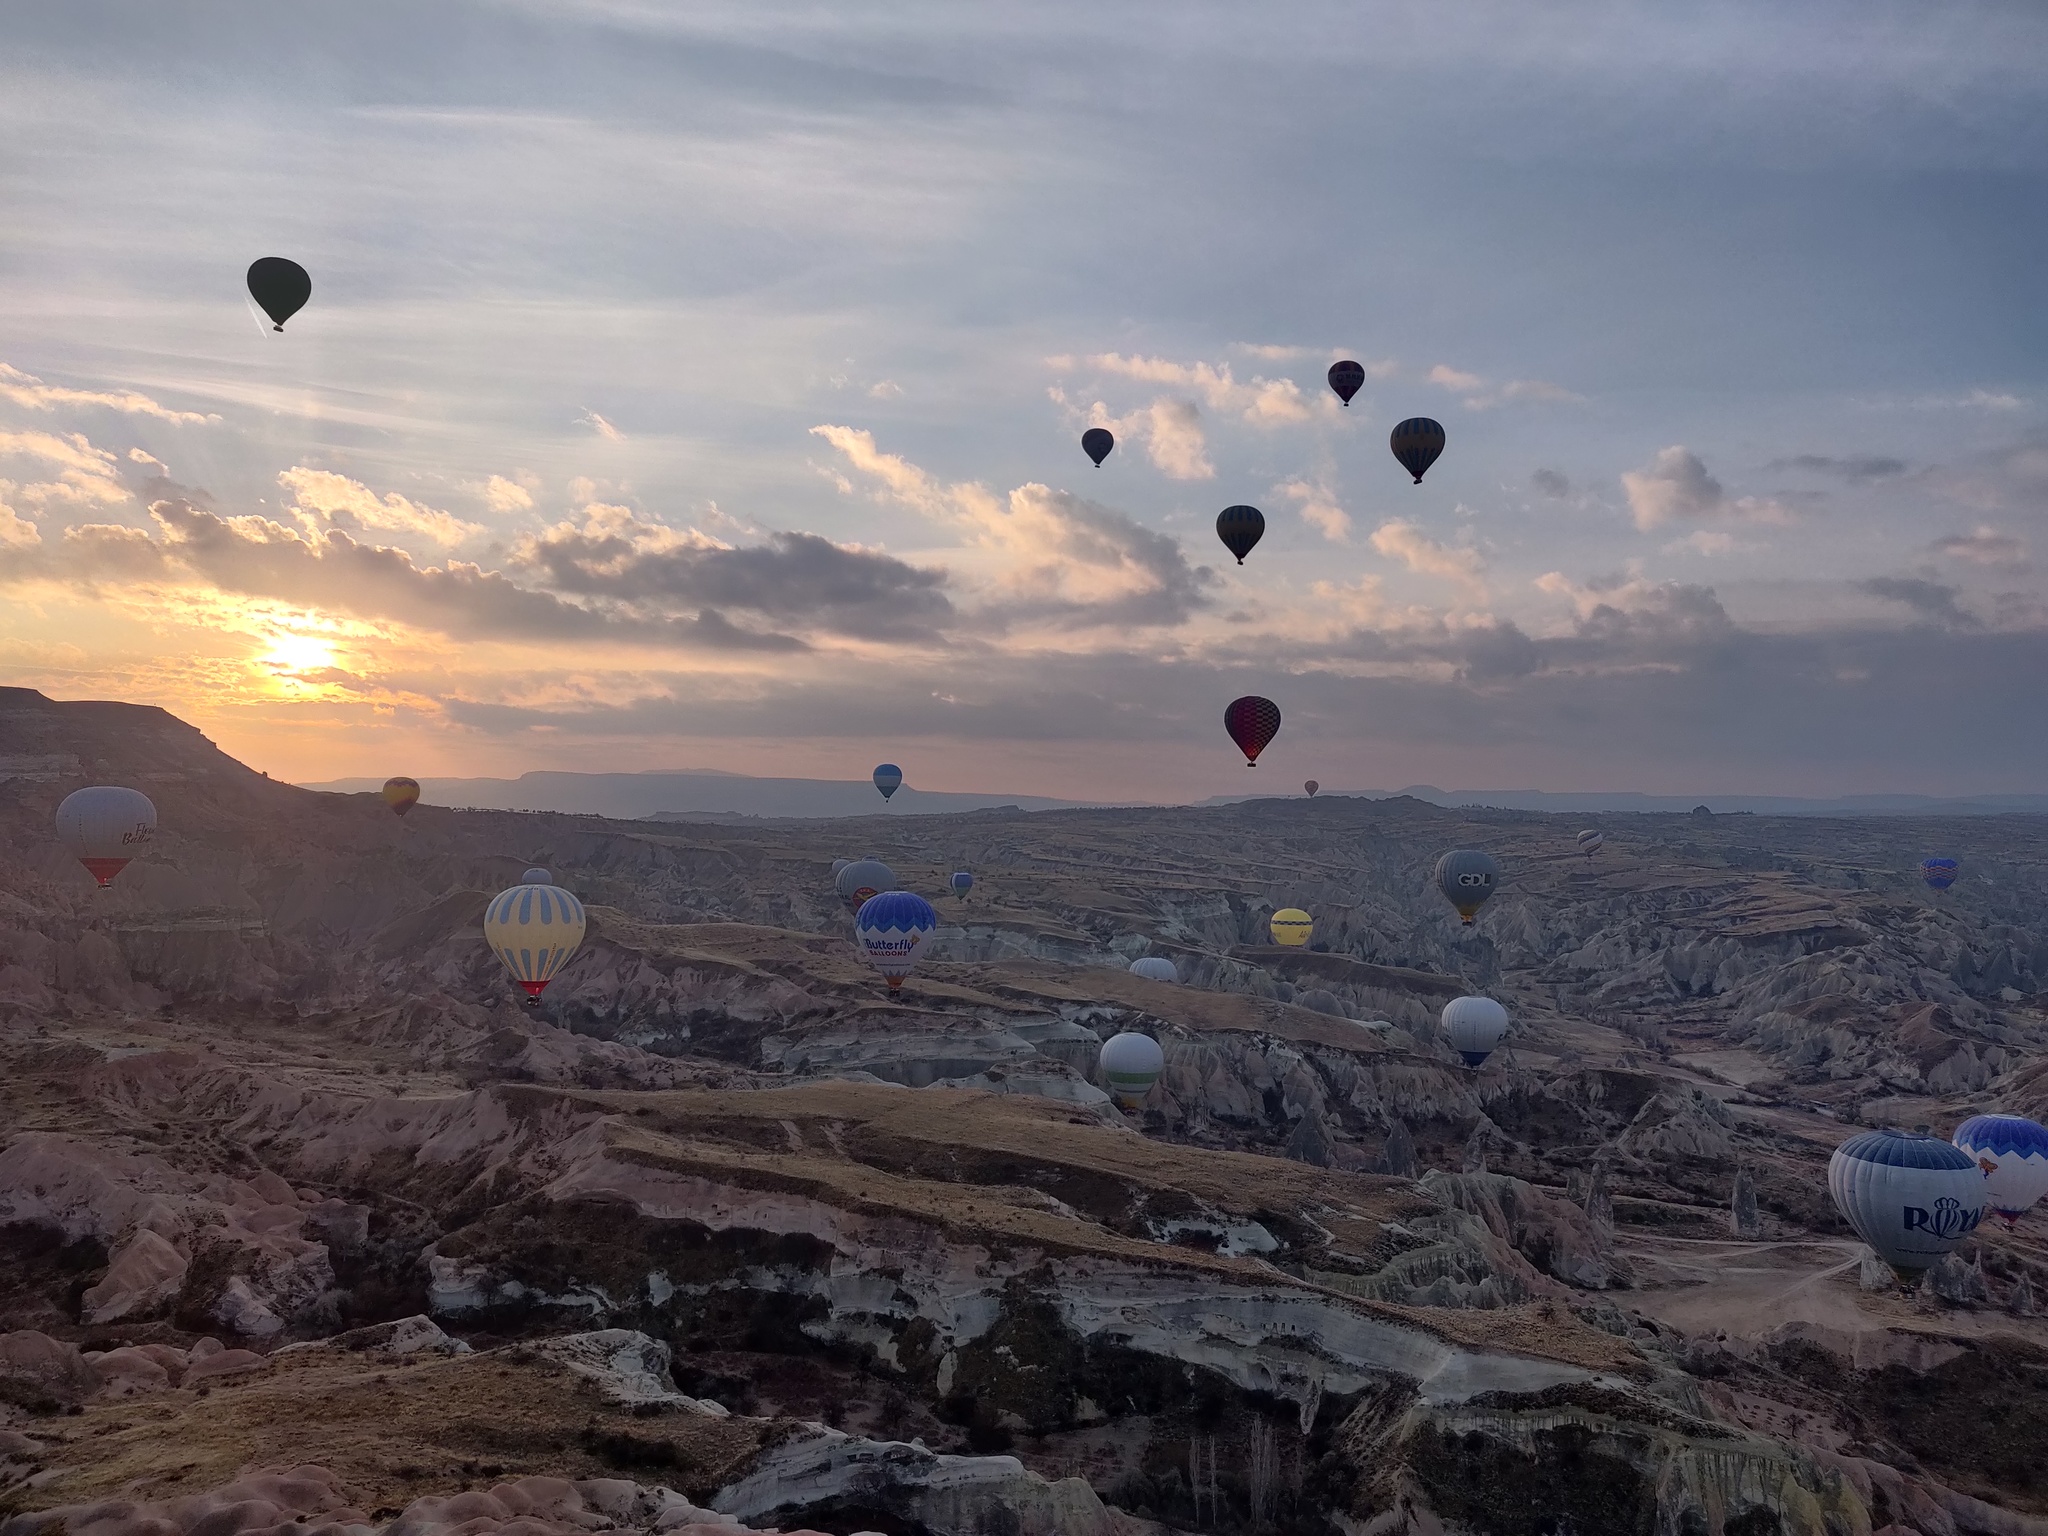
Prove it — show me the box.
[855,890,937,989]
[1328,360,1365,406]
[1082,428,1114,467]
[831,858,853,878]
[1390,418,1445,483]
[483,875,587,999]
[55,786,157,888]
[1224,696,1281,766]
[1953,1115,2048,1228]
[1304,780,1319,798]
[1099,1030,1164,1110]
[1441,996,1508,1066]
[1129,956,1178,983]
[1434,850,1500,925]
[1270,908,1312,947]
[1576,830,1603,859]
[1829,1129,1985,1285]
[836,858,897,912]
[383,777,421,817]
[950,870,973,897]
[247,257,311,332]
[1216,505,1265,564]
[1922,858,1958,892]
[873,764,903,802]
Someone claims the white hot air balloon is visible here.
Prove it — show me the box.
[55,786,157,888]
[1441,996,1508,1067]
[483,876,587,999]
[836,858,897,913]
[1129,956,1178,983]
[521,867,552,884]
[1576,830,1603,858]
[854,891,937,989]
[1100,1030,1164,1110]
[1952,1115,2048,1228]
[1829,1128,1986,1284]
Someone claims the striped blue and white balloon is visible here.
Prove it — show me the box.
[1129,956,1178,983]
[855,890,937,989]
[483,877,587,998]
[1828,1128,1985,1281]
[1953,1114,2048,1227]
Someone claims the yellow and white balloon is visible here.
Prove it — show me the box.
[483,868,586,997]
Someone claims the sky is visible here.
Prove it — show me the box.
[2,0,2047,803]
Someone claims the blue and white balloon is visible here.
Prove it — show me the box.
[873,763,903,801]
[950,871,973,897]
[855,890,937,989]
[1829,1128,1985,1282]
[1441,996,1508,1067]
[1953,1114,2048,1227]
[1129,956,1178,983]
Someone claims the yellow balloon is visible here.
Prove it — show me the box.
[1270,908,1312,947]
[483,878,587,997]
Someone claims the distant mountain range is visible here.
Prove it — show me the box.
[298,767,2048,821]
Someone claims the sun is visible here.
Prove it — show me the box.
[259,633,338,676]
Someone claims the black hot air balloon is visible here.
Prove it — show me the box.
[1224,696,1281,766]
[1390,418,1445,483]
[1081,428,1114,467]
[247,258,311,332]
[1328,360,1365,406]
[1216,505,1265,564]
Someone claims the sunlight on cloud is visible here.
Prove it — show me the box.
[279,467,485,547]
[0,362,217,425]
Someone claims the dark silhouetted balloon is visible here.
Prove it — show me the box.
[1304,780,1319,798]
[873,763,902,801]
[1216,505,1265,564]
[383,777,420,817]
[1328,360,1365,406]
[1224,696,1281,766]
[1390,417,1446,483]
[247,258,311,332]
[1082,428,1114,467]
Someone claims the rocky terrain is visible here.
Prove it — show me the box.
[3,685,2047,1536]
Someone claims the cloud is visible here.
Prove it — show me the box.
[1535,570,1736,650]
[811,424,1210,626]
[6,495,807,654]
[278,468,485,547]
[1055,353,1315,427]
[1620,445,1788,531]
[0,363,216,425]
[1530,468,1570,498]
[483,474,536,513]
[0,428,131,509]
[1277,478,1350,543]
[1771,453,1910,482]
[1928,525,2029,571]
[514,500,953,641]
[1139,397,1213,480]
[867,380,904,399]
[580,409,626,441]
[1860,576,1981,630]
[1427,364,1582,411]
[0,501,40,549]
[1370,519,1486,593]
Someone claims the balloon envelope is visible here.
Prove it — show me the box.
[1922,858,1958,891]
[1434,850,1500,924]
[855,890,938,989]
[382,777,421,817]
[836,858,897,911]
[246,257,311,331]
[1270,908,1312,947]
[1441,996,1509,1066]
[1082,427,1114,467]
[1953,1114,2048,1225]
[1215,505,1265,564]
[521,868,552,884]
[1129,956,1178,983]
[55,786,157,887]
[1576,829,1603,856]
[873,764,903,801]
[1303,780,1319,798]
[950,870,973,895]
[1390,417,1446,483]
[1829,1129,1984,1281]
[1099,1030,1165,1110]
[1224,696,1281,766]
[483,879,587,998]
[1328,360,1365,405]
[831,858,852,878]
